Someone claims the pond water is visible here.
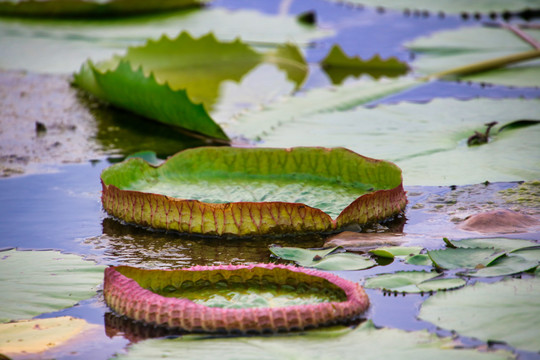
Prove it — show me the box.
[1,0,539,359]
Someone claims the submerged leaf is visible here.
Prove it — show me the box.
[0,249,105,323]
[364,271,465,293]
[114,320,512,359]
[420,277,540,352]
[407,26,540,87]
[74,32,308,140]
[321,45,408,84]
[236,98,540,186]
[100,147,407,236]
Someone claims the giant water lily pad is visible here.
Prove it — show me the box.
[104,263,369,332]
[74,32,308,140]
[0,7,330,73]
[0,0,204,17]
[0,249,105,323]
[419,277,540,353]
[234,98,540,186]
[100,147,407,236]
[113,320,512,359]
[406,26,540,87]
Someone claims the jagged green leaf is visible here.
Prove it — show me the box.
[364,271,465,293]
[0,249,105,323]
[0,7,331,73]
[407,26,540,87]
[74,32,309,140]
[0,0,205,17]
[321,44,409,84]
[327,0,539,15]
[114,320,511,359]
[420,277,540,352]
[235,98,540,186]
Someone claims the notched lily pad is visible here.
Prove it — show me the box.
[269,246,376,271]
[321,45,408,84]
[364,271,465,294]
[100,147,407,237]
[104,263,370,332]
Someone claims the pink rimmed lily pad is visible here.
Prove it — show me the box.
[104,263,369,333]
[100,147,407,236]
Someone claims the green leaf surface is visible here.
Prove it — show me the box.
[320,45,409,84]
[75,32,308,140]
[237,98,540,186]
[369,246,423,259]
[125,151,163,166]
[0,0,204,17]
[0,7,330,73]
[466,251,539,277]
[364,271,465,293]
[407,26,540,87]
[0,249,105,323]
[445,237,540,253]
[428,248,504,270]
[115,320,511,360]
[269,246,376,270]
[269,246,338,267]
[328,0,539,15]
[405,254,433,266]
[419,277,540,352]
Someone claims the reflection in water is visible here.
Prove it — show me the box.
[322,67,409,86]
[83,218,326,268]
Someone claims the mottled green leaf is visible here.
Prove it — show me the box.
[407,26,540,87]
[364,271,464,293]
[420,277,540,352]
[236,98,540,186]
[115,320,512,360]
[428,248,504,270]
[0,249,105,323]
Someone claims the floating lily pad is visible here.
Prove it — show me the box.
[100,147,407,236]
[0,8,330,73]
[419,277,540,353]
[444,237,540,252]
[0,316,100,357]
[466,250,539,277]
[0,249,105,323]
[329,0,540,15]
[405,254,433,266]
[320,45,409,84]
[0,0,205,17]
[369,246,423,259]
[269,246,376,271]
[364,271,465,293]
[428,248,505,270]
[406,26,540,87]
[104,263,370,332]
[114,320,512,360]
[75,32,309,140]
[235,98,540,186]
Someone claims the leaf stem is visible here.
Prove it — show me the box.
[425,49,540,81]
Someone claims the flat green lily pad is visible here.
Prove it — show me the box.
[0,7,330,73]
[235,98,540,186]
[0,249,105,323]
[100,147,407,236]
[406,26,540,87]
[444,237,540,252]
[269,246,376,271]
[114,320,512,360]
[364,271,465,293]
[419,277,540,353]
[369,246,423,259]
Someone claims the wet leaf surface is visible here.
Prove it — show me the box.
[364,271,465,293]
